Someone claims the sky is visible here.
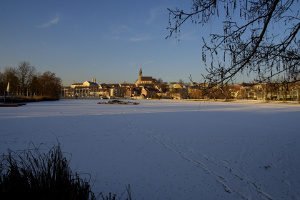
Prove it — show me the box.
[1,1,298,86]
[0,0,219,85]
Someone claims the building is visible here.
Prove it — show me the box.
[169,82,188,99]
[141,86,160,99]
[62,79,99,98]
[135,68,157,86]
[70,80,98,89]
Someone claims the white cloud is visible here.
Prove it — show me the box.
[180,31,198,41]
[111,25,131,35]
[108,25,151,42]
[111,36,121,40]
[38,15,60,28]
[143,60,154,66]
[106,24,131,40]
[146,7,164,25]
[129,36,151,42]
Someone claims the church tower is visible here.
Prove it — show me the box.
[138,68,142,83]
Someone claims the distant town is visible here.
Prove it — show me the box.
[62,68,300,102]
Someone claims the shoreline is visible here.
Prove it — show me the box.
[184,98,300,105]
[59,97,300,107]
[0,96,59,104]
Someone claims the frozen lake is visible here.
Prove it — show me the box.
[0,99,299,200]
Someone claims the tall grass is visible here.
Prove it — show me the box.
[99,184,132,200]
[0,145,95,200]
[0,145,133,200]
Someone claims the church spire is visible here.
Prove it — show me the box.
[138,68,142,84]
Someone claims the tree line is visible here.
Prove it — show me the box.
[0,61,61,99]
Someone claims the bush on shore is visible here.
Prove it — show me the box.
[0,145,133,200]
[0,96,59,103]
[0,145,95,200]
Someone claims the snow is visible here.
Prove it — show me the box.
[0,99,299,200]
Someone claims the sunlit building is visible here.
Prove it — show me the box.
[135,68,157,86]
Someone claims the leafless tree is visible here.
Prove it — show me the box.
[1,62,62,99]
[167,0,300,85]
[38,71,62,98]
[178,79,185,84]
[17,62,36,96]
[0,71,4,95]
[2,67,19,95]
[157,78,164,84]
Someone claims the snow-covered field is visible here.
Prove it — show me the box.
[0,99,299,200]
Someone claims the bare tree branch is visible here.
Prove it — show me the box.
[167,0,300,85]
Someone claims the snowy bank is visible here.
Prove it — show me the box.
[0,100,299,200]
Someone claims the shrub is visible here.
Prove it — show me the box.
[0,145,95,200]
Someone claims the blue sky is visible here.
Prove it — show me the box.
[0,0,225,85]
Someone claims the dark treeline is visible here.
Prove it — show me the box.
[0,61,61,99]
